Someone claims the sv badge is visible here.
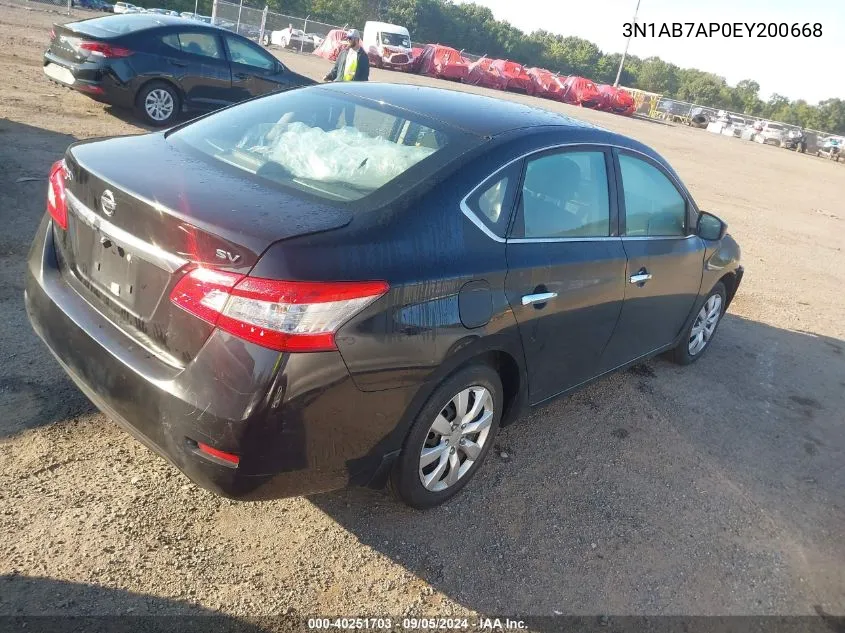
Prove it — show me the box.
[215,249,241,263]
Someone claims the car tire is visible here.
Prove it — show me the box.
[136,81,180,127]
[262,34,270,46]
[390,363,503,509]
[669,282,727,366]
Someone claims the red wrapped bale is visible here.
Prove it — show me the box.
[313,29,346,61]
[490,59,534,95]
[596,84,636,115]
[465,57,507,91]
[559,75,601,107]
[526,67,565,100]
[417,44,469,82]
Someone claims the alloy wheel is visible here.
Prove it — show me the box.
[418,386,494,492]
[144,88,174,122]
[688,294,722,356]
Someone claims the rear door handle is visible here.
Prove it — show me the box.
[521,292,558,306]
[629,272,653,284]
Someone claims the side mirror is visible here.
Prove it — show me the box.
[697,211,727,241]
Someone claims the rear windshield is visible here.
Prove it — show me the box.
[170,88,472,204]
[71,14,174,35]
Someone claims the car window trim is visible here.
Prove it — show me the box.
[462,142,675,244]
[509,145,617,241]
[461,162,522,241]
[612,147,697,239]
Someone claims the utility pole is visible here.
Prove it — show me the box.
[614,0,641,87]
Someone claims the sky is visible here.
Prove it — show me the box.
[458,0,844,104]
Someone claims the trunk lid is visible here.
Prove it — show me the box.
[56,133,352,366]
[48,22,118,64]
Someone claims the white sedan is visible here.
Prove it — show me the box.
[263,27,314,51]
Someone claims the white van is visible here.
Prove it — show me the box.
[363,21,413,70]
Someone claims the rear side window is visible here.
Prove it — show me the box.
[618,154,686,237]
[226,36,275,70]
[463,163,519,238]
[519,150,610,238]
[160,33,181,52]
[179,32,223,59]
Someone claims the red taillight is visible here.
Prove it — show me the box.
[197,442,240,465]
[78,41,133,58]
[47,160,68,230]
[169,268,389,353]
[76,84,105,95]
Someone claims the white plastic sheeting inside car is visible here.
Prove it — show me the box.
[260,122,436,191]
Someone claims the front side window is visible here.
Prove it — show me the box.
[520,151,610,238]
[170,89,467,203]
[179,32,223,59]
[226,36,275,70]
[618,154,686,237]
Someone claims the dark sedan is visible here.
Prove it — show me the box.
[26,83,743,508]
[43,14,312,126]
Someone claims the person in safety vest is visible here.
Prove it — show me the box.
[323,29,370,82]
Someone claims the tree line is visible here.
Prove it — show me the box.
[165,0,845,134]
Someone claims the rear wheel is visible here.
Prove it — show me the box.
[669,282,727,365]
[136,81,180,127]
[390,364,502,509]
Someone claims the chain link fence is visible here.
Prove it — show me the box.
[213,0,348,46]
[6,0,74,15]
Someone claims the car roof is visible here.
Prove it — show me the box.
[319,82,600,137]
[74,13,226,35]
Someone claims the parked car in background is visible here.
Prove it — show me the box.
[263,26,314,51]
[816,136,842,161]
[212,18,235,30]
[781,128,807,152]
[754,121,785,145]
[181,12,212,23]
[75,0,114,11]
[112,1,138,13]
[26,83,742,508]
[42,14,313,126]
[307,33,324,48]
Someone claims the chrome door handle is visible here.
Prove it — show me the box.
[521,292,558,306]
[629,273,653,284]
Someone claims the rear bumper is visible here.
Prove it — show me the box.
[42,51,135,108]
[25,216,417,500]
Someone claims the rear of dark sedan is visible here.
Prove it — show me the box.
[43,18,138,104]
[25,86,481,500]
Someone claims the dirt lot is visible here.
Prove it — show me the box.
[1,1,844,625]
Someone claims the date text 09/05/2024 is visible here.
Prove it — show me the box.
[306,618,527,630]
[623,22,822,38]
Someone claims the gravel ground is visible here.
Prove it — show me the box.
[0,1,843,624]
